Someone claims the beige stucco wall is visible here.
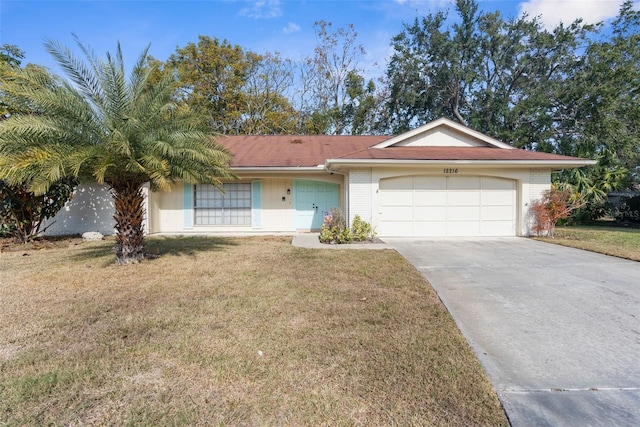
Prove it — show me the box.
[345,166,552,237]
[148,182,183,233]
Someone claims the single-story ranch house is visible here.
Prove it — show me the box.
[44,118,595,238]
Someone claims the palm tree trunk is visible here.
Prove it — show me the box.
[111,181,146,265]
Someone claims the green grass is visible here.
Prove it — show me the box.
[0,236,507,426]
[535,225,640,261]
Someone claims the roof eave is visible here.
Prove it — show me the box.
[231,166,326,173]
[325,158,597,170]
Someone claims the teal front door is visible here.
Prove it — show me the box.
[294,180,339,230]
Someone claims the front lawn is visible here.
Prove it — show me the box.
[0,236,507,426]
[536,225,640,261]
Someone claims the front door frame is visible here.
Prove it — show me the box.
[293,179,340,230]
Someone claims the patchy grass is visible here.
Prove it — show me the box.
[0,236,507,426]
[536,225,640,261]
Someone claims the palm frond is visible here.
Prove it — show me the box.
[1,37,234,194]
[128,44,153,101]
[44,37,106,112]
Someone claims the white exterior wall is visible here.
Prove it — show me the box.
[344,166,553,237]
[42,184,115,236]
[528,169,551,201]
[524,168,552,236]
[39,167,553,238]
[347,168,373,225]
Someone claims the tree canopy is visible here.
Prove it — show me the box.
[167,36,299,134]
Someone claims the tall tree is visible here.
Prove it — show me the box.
[574,1,640,173]
[343,70,385,135]
[0,37,234,263]
[552,1,639,219]
[386,1,480,132]
[0,44,26,117]
[168,36,298,134]
[385,0,591,144]
[169,36,258,134]
[0,44,24,68]
[241,52,299,134]
[300,20,373,134]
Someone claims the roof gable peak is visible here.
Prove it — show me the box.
[373,118,514,150]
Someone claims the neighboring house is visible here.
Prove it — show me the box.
[44,118,595,238]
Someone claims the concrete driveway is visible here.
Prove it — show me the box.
[384,237,640,427]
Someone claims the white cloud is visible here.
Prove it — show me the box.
[239,0,282,19]
[518,0,634,30]
[283,22,300,35]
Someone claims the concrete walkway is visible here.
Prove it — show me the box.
[291,233,390,250]
[384,237,640,427]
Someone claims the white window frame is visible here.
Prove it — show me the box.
[194,183,252,226]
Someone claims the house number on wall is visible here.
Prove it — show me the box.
[443,168,459,174]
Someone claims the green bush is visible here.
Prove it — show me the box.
[351,214,376,241]
[319,208,376,244]
[0,178,76,242]
[319,208,350,244]
[566,200,607,224]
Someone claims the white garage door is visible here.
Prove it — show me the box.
[379,176,516,237]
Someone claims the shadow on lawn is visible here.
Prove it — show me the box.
[146,235,239,258]
[70,235,238,265]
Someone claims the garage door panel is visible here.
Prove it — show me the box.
[482,177,516,190]
[414,206,447,220]
[380,191,413,206]
[414,176,446,190]
[482,191,515,205]
[448,206,481,220]
[380,176,413,190]
[448,191,481,206]
[381,205,413,218]
[448,176,481,190]
[482,205,515,220]
[379,176,516,237]
[414,191,446,206]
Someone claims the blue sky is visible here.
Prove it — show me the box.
[1,0,635,76]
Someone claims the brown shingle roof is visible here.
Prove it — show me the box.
[217,135,589,167]
[218,135,388,167]
[335,146,588,162]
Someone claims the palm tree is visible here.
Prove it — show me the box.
[0,37,235,264]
